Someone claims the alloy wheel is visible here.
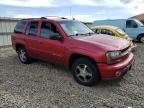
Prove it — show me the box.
[75,64,92,82]
[19,49,27,62]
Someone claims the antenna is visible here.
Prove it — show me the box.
[69,6,75,20]
[70,6,72,19]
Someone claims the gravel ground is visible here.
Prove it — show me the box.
[0,43,144,108]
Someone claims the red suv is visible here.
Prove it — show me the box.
[11,17,134,86]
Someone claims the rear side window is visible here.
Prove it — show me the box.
[26,21,39,36]
[101,29,115,36]
[14,21,26,34]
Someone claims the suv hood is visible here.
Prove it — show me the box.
[75,34,130,51]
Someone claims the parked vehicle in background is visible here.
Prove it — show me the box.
[11,17,134,86]
[92,18,144,43]
[91,25,134,48]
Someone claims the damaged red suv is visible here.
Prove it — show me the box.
[11,17,134,86]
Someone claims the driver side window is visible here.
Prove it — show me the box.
[126,20,137,28]
[101,29,115,36]
[40,22,59,38]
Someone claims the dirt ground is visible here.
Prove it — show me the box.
[0,43,144,108]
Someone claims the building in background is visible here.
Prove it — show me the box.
[0,17,20,47]
[132,13,144,24]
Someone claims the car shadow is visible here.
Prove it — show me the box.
[35,59,123,87]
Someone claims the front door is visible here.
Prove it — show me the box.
[124,20,138,39]
[37,21,66,65]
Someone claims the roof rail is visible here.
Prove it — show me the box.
[21,16,74,20]
[22,18,35,20]
[41,16,68,19]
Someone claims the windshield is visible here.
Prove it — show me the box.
[59,20,94,36]
[116,28,126,35]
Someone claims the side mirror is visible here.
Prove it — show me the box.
[50,33,63,41]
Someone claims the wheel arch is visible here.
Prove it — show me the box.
[15,43,25,53]
[137,33,144,40]
[69,53,97,69]
[69,53,101,85]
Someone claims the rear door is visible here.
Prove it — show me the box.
[25,21,41,58]
[36,21,66,64]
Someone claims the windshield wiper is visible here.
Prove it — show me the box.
[85,32,95,36]
[70,32,95,37]
[70,33,87,36]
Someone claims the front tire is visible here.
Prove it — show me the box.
[140,36,144,43]
[71,58,100,86]
[138,35,144,43]
[18,46,32,64]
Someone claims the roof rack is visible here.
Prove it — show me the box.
[22,18,37,20]
[41,16,68,19]
[21,16,75,20]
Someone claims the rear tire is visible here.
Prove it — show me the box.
[71,58,100,86]
[18,46,32,64]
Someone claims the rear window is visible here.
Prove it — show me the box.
[14,21,26,34]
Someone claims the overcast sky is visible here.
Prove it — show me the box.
[0,0,144,22]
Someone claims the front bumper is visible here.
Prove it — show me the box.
[131,43,137,52]
[97,53,134,79]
